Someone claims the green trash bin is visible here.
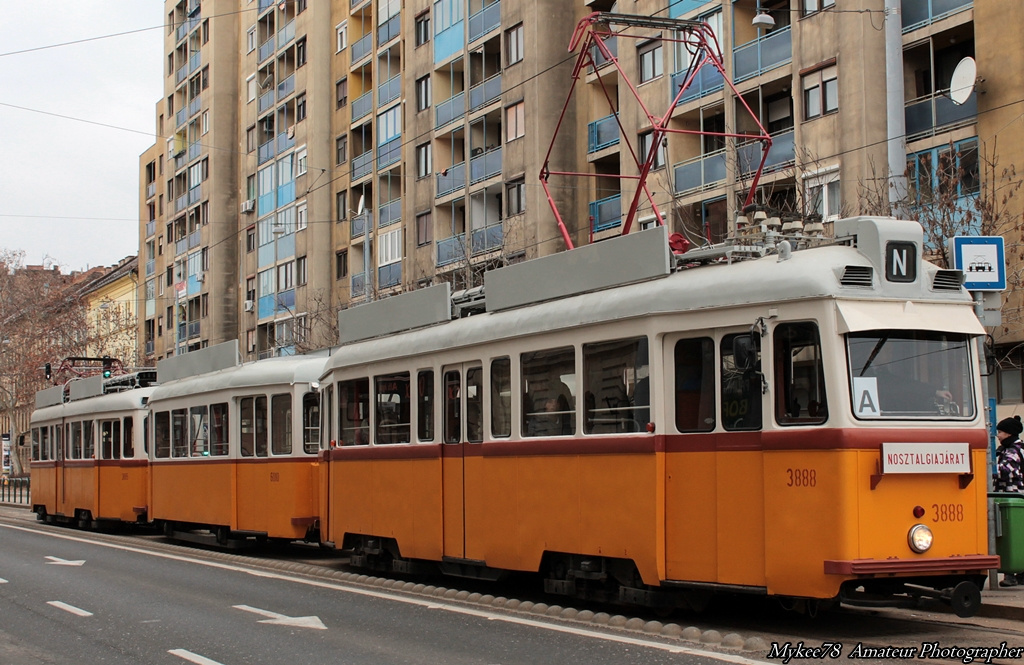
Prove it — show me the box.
[991,492,1024,573]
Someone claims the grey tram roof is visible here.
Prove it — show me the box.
[324,217,978,375]
[31,386,156,425]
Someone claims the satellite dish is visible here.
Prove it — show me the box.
[948,56,977,106]
[356,194,365,216]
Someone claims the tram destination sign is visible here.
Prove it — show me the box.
[950,236,1006,291]
[880,442,971,474]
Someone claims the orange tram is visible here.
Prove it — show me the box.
[29,216,997,617]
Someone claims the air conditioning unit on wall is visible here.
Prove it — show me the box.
[243,300,254,312]
[240,199,255,214]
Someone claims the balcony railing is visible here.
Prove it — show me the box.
[188,228,201,249]
[436,91,466,128]
[258,89,275,114]
[587,114,620,152]
[351,212,370,238]
[352,91,372,122]
[258,0,275,12]
[733,26,791,83]
[188,185,202,207]
[737,128,795,175]
[378,137,402,169]
[176,63,189,84]
[436,162,466,197]
[379,198,401,227]
[277,131,295,153]
[352,150,373,180]
[469,2,500,43]
[187,321,201,338]
[673,148,727,194]
[589,194,621,233]
[258,36,275,63]
[277,74,295,100]
[902,0,972,32]
[378,263,401,289]
[351,33,372,63]
[276,289,295,312]
[175,194,189,214]
[176,107,187,128]
[589,35,617,70]
[189,51,201,75]
[671,64,724,106]
[278,20,295,49]
[378,74,401,106]
[351,271,366,297]
[188,96,201,117]
[176,237,189,255]
[145,340,155,355]
[188,141,202,162]
[146,183,156,200]
[472,223,503,255]
[146,220,156,237]
[378,14,401,45]
[905,92,977,140]
[258,138,276,165]
[469,147,502,183]
[469,73,502,111]
[146,259,156,276]
[437,234,466,267]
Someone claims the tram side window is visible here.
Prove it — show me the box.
[82,420,95,459]
[467,366,483,443]
[491,358,512,438]
[583,337,650,434]
[155,412,171,458]
[523,347,576,437]
[190,405,209,456]
[675,337,716,432]
[721,334,762,431]
[123,417,134,458]
[339,379,370,445]
[42,427,50,460]
[375,373,411,444]
[444,370,461,443]
[254,396,269,456]
[418,371,434,442]
[70,422,82,459]
[171,408,188,457]
[302,393,319,454]
[209,403,228,455]
[31,428,39,461]
[322,385,334,449]
[100,419,121,460]
[774,322,828,425]
[55,425,63,461]
[271,394,292,454]
[240,397,255,456]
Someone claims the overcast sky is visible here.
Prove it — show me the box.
[0,2,164,273]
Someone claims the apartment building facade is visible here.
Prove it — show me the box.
[138,0,1024,403]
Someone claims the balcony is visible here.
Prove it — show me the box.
[146,183,156,200]
[469,2,500,43]
[176,237,189,255]
[437,233,466,267]
[278,20,295,49]
[176,107,187,128]
[177,323,186,339]
[258,89,275,114]
[673,148,726,194]
[378,137,402,169]
[176,63,189,85]
[188,96,202,117]
[589,194,621,233]
[351,212,369,238]
[378,263,401,289]
[189,51,201,75]
[276,289,295,312]
[378,14,400,45]
[351,271,366,297]
[175,194,189,214]
[258,0,274,12]
[146,259,156,276]
[472,223,503,255]
[905,92,977,140]
[436,162,466,197]
[469,147,502,184]
[188,228,201,249]
[146,220,156,237]
[669,0,711,18]
[469,73,502,111]
[902,0,972,32]
[733,26,791,83]
[187,321,201,338]
[379,198,401,227]
[737,129,795,175]
[436,91,466,128]
[351,33,372,64]
[671,64,724,106]
[378,74,401,106]
[277,130,295,154]
[259,37,275,63]
[188,141,202,162]
[587,114,620,152]
[176,15,199,43]
[145,340,155,356]
[277,74,295,100]
[352,91,373,122]
[258,138,276,165]
[352,150,374,180]
[589,35,617,71]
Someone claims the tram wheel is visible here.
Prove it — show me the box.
[949,581,981,618]
[34,507,47,522]
[216,526,230,546]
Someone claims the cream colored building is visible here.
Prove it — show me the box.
[80,256,140,367]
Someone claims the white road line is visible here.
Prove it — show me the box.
[169,649,226,665]
[47,600,93,617]
[2,523,762,665]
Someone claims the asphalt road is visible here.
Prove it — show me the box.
[0,521,755,665]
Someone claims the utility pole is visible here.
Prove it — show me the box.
[885,0,908,217]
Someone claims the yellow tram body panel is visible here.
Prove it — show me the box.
[61,462,98,518]
[96,461,149,522]
[150,461,234,528]
[29,462,58,516]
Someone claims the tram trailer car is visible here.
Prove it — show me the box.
[29,374,155,528]
[146,345,325,545]
[319,217,995,617]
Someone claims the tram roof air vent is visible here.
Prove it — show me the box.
[839,265,874,287]
[932,269,965,291]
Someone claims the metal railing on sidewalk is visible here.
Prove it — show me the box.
[0,477,30,505]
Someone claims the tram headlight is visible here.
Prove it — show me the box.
[908,524,933,553]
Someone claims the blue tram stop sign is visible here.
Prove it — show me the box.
[950,236,1006,291]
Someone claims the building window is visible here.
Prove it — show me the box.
[296,256,307,285]
[296,93,307,122]
[506,102,525,142]
[278,262,294,290]
[247,227,256,252]
[336,250,348,279]
[336,190,348,221]
[906,138,980,205]
[803,65,838,120]
[416,143,432,179]
[247,27,256,53]
[638,131,666,170]
[336,21,348,52]
[802,0,835,16]
[247,75,257,102]
[805,172,840,222]
[201,110,209,135]
[378,228,402,266]
[416,76,431,111]
[336,135,348,164]
[416,211,433,246]
[639,41,663,83]
[336,78,348,109]
[506,24,524,65]
[296,38,307,67]
[246,277,256,302]
[506,179,525,216]
[415,13,431,46]
[297,203,307,230]
[295,147,307,176]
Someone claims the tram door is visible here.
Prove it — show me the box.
[57,423,68,513]
[441,364,483,559]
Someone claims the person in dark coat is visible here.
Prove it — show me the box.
[995,415,1024,587]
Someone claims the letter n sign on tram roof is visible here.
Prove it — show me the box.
[951,236,1006,291]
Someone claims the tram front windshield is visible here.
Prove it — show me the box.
[847,330,975,419]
